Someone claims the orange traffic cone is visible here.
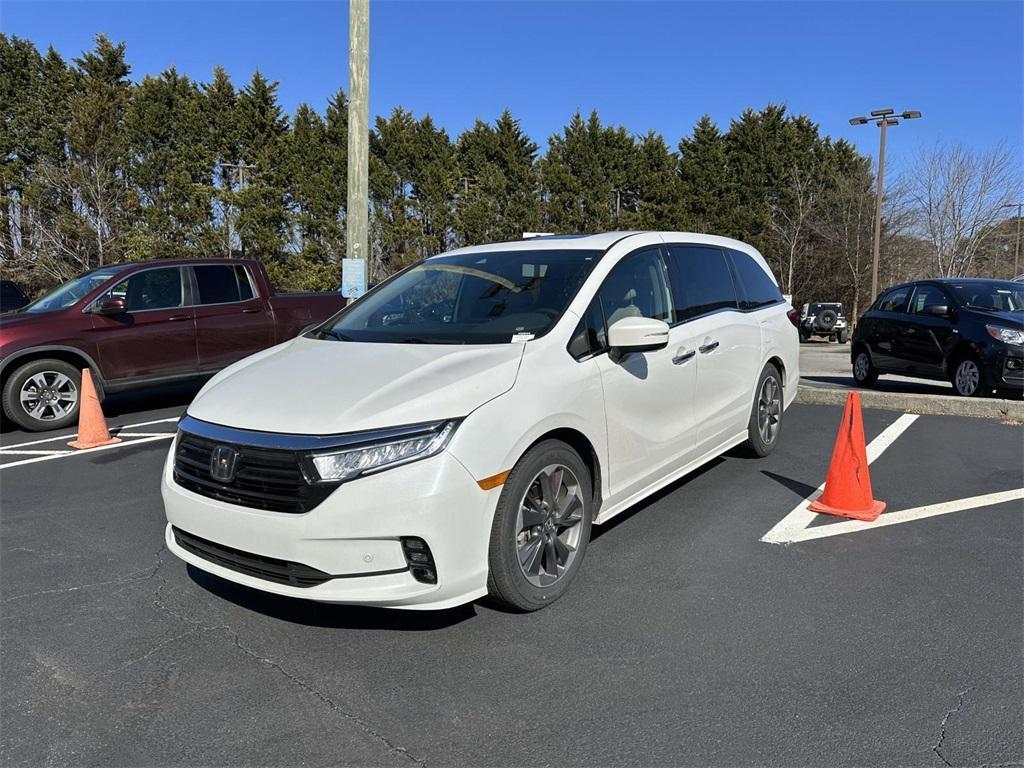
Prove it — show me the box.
[808,391,885,521]
[67,369,120,450]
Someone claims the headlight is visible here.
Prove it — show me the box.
[986,325,1024,346]
[304,420,458,483]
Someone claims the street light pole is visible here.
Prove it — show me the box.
[1001,202,1023,278]
[849,108,921,301]
[344,0,369,298]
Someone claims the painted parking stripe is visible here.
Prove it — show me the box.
[783,489,1024,542]
[761,413,919,544]
[0,434,175,470]
[0,417,178,450]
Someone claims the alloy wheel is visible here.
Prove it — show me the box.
[955,359,981,396]
[515,464,585,588]
[19,371,79,422]
[854,353,870,381]
[757,376,782,445]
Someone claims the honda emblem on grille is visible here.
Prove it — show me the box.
[209,445,240,483]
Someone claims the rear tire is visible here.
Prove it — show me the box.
[743,364,783,457]
[838,329,848,344]
[2,359,82,432]
[486,440,593,612]
[852,349,878,387]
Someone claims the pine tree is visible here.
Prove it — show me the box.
[633,131,685,230]
[677,115,733,234]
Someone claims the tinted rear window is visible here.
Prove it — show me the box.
[194,265,254,304]
[728,249,783,310]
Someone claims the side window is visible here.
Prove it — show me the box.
[877,287,910,313]
[193,265,251,305]
[664,245,737,322]
[596,248,672,329]
[908,285,946,314]
[728,249,783,310]
[567,298,608,360]
[235,266,255,301]
[107,268,183,312]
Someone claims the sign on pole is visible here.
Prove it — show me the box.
[341,258,367,299]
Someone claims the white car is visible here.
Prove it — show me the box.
[162,232,799,611]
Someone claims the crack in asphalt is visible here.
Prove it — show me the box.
[149,548,425,767]
[933,687,974,767]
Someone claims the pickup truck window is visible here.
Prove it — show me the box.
[321,249,602,344]
[23,264,133,313]
[107,267,184,312]
[194,265,255,304]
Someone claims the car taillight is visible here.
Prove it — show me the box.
[787,308,800,328]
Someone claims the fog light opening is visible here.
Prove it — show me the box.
[401,537,437,584]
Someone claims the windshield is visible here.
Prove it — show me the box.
[23,265,132,313]
[946,281,1024,313]
[320,249,603,344]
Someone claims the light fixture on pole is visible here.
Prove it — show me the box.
[849,108,922,300]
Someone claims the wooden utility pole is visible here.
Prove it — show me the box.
[344,0,370,297]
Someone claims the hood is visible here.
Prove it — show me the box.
[971,309,1024,328]
[188,336,526,435]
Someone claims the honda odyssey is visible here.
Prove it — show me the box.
[162,232,799,611]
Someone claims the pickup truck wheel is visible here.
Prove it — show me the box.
[2,360,82,432]
[743,364,784,457]
[486,440,593,612]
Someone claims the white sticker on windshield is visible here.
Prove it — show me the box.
[511,333,535,343]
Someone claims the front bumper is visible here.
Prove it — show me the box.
[982,344,1024,390]
[161,446,497,609]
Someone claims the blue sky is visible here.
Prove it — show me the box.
[3,1,1022,173]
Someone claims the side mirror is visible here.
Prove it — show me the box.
[925,304,949,317]
[607,316,670,362]
[96,297,127,316]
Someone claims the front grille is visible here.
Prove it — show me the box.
[173,431,334,514]
[172,527,333,587]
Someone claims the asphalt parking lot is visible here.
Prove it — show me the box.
[2,395,1022,767]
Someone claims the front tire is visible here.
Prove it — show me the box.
[2,359,82,432]
[952,357,985,397]
[838,329,848,344]
[743,364,783,457]
[852,349,878,387]
[486,440,593,612]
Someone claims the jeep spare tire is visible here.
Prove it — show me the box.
[818,309,838,331]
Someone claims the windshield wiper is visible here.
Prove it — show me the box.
[319,328,354,341]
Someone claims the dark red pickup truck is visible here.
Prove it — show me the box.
[0,258,346,431]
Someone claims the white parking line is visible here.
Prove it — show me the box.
[0,433,175,470]
[783,489,1024,542]
[0,417,178,450]
[761,413,919,544]
[0,449,73,456]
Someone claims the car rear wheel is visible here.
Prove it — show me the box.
[2,359,82,432]
[743,364,783,457]
[952,357,985,397]
[852,349,878,387]
[487,440,593,612]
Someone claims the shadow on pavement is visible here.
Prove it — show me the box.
[761,470,819,501]
[187,565,478,630]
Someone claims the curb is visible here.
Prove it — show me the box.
[796,384,1024,421]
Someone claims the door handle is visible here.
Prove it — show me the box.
[672,349,695,365]
[699,340,719,354]
[167,314,189,322]
[241,307,261,314]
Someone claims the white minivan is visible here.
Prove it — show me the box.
[162,232,799,611]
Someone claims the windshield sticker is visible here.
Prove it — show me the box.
[511,333,535,343]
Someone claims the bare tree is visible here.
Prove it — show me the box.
[905,142,1022,277]
[769,165,817,296]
